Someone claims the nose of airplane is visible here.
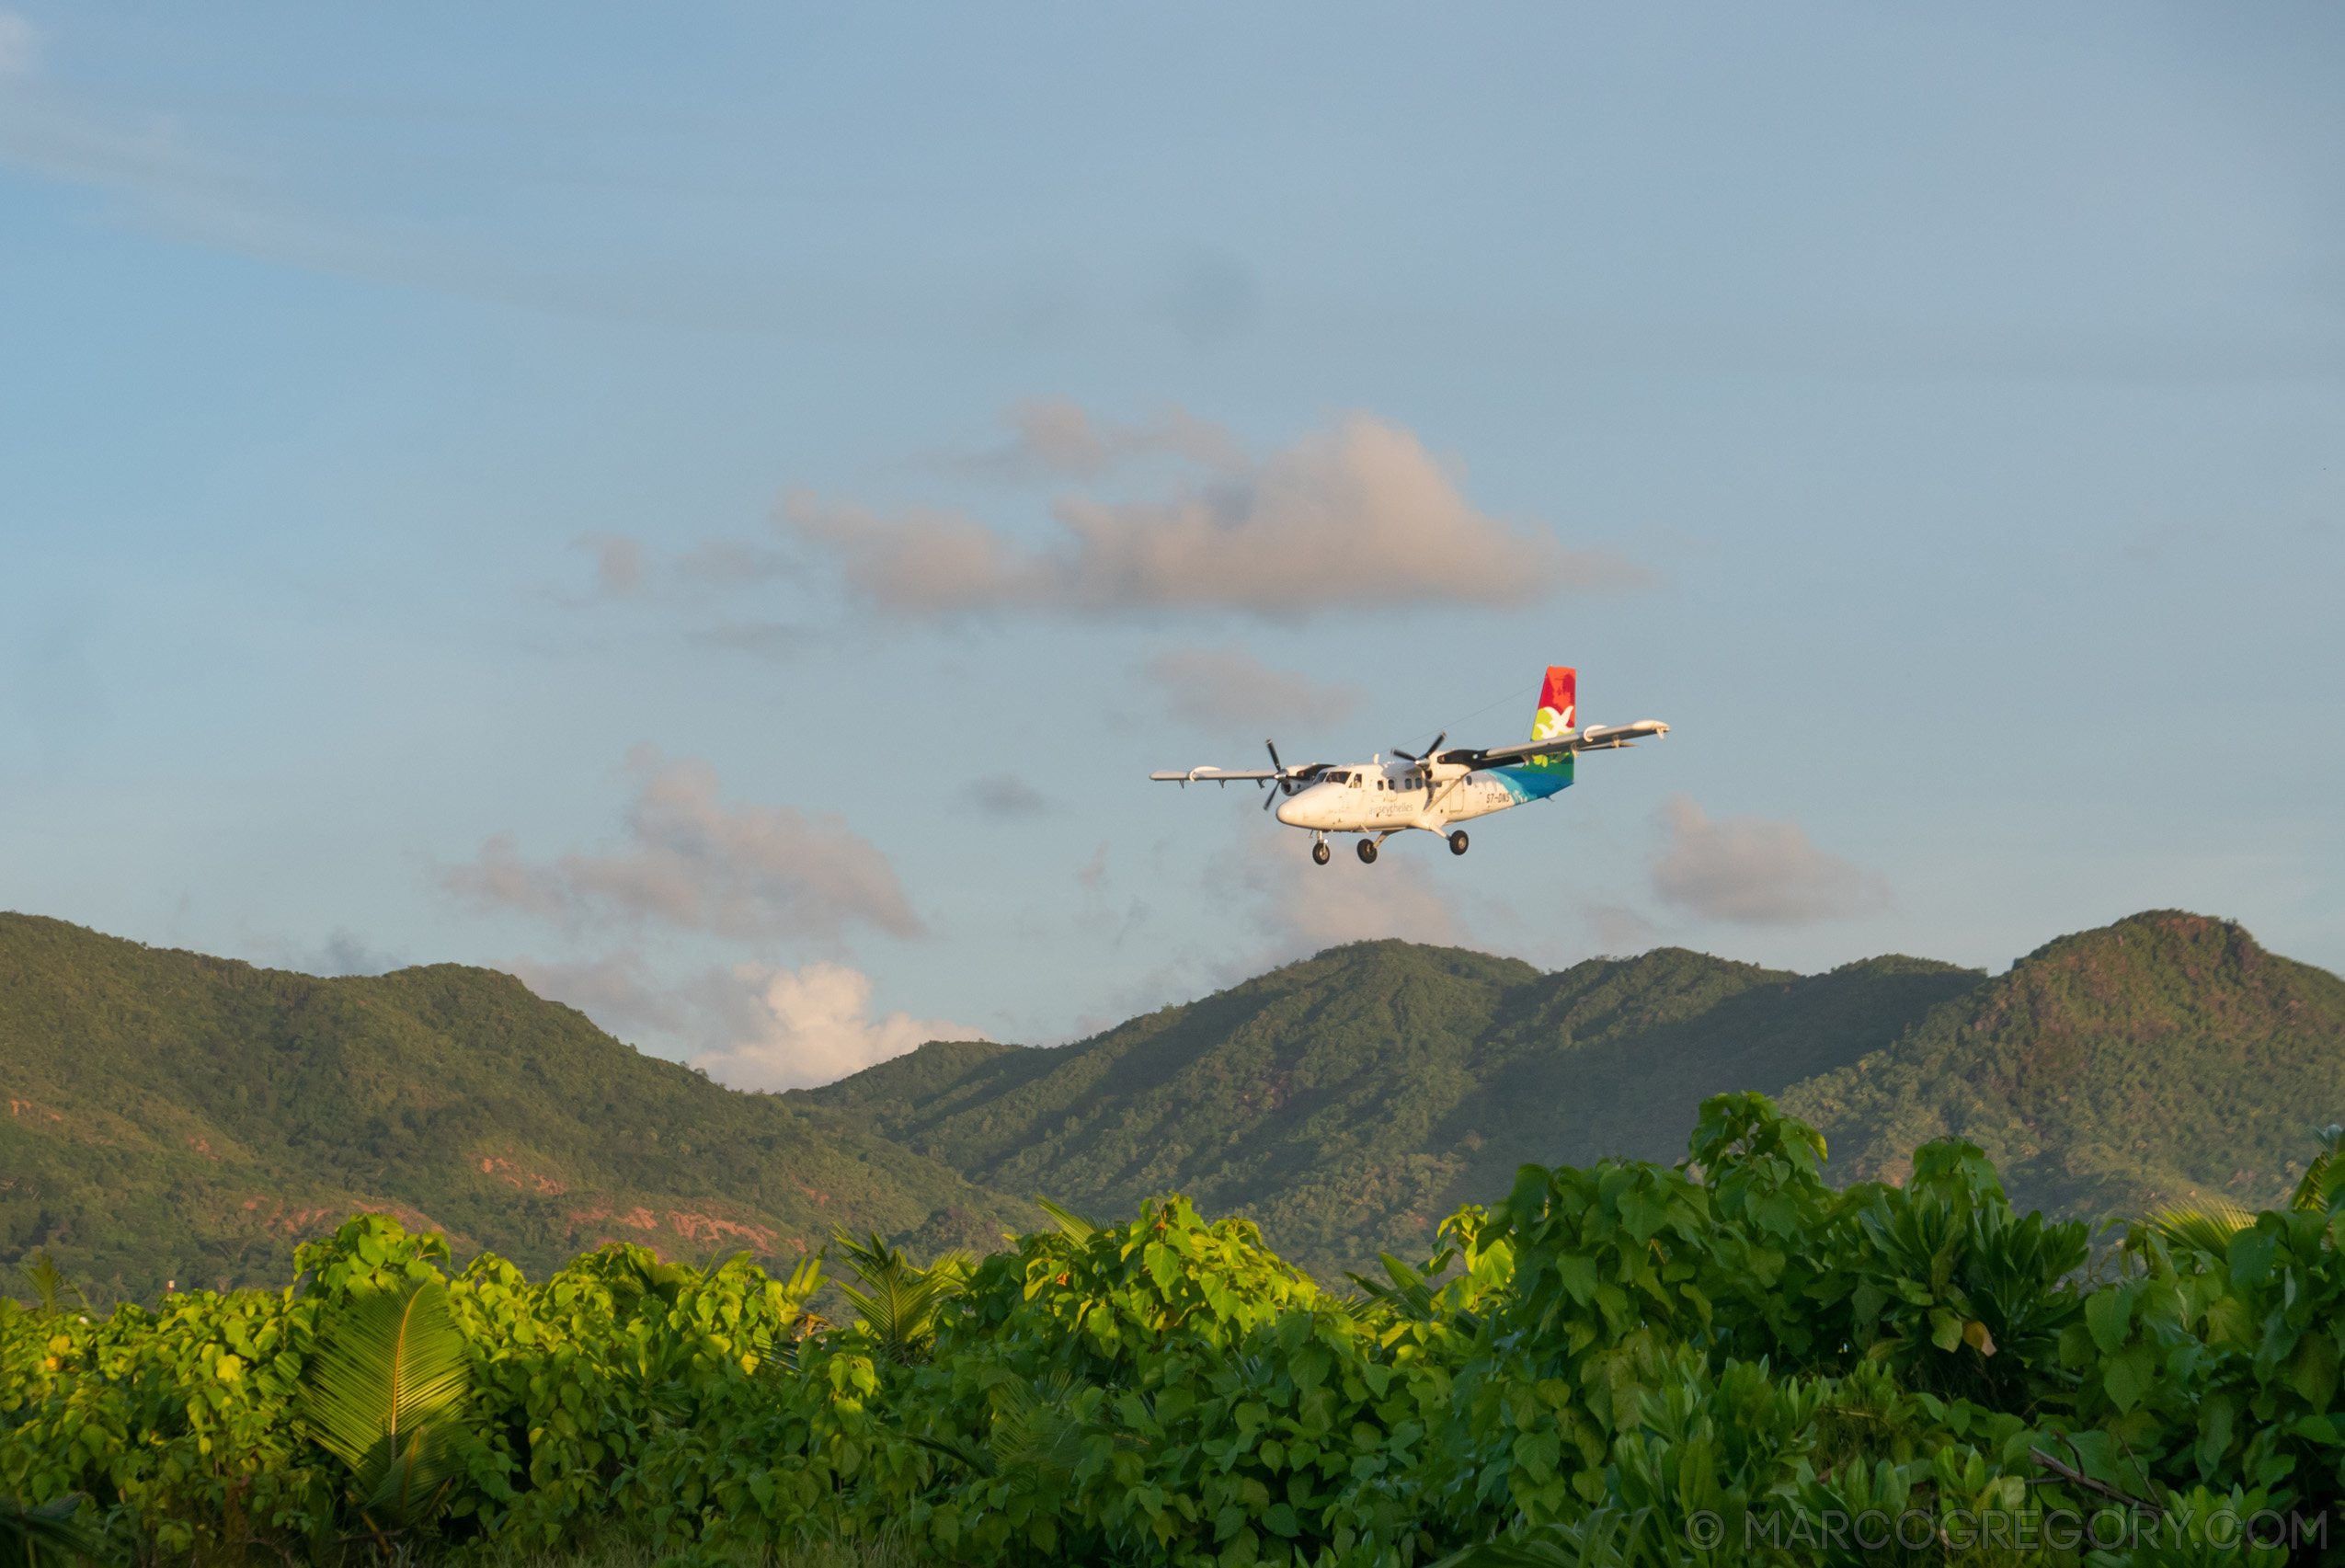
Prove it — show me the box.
[1275,792,1306,827]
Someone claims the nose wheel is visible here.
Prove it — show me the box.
[1310,837,1331,866]
[1448,830,1470,856]
[1356,839,1378,864]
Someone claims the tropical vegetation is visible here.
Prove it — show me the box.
[8,1093,2345,1566]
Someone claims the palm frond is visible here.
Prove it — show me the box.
[2294,1124,2345,1212]
[828,1230,899,1285]
[301,1278,474,1526]
[359,1425,470,1523]
[2147,1198,2258,1258]
[17,1254,80,1320]
[914,1369,1144,1497]
[986,1371,1090,1486]
[904,1429,998,1478]
[1346,1252,1482,1333]
[1034,1197,1100,1243]
[0,1494,114,1568]
[830,1230,967,1364]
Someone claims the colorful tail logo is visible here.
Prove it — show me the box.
[1526,666,1575,775]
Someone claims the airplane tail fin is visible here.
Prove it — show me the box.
[1526,666,1576,777]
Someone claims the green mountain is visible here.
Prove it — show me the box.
[798,941,1985,1273]
[11,904,2341,1300]
[1780,909,2345,1219]
[805,911,2345,1275]
[0,913,1031,1301]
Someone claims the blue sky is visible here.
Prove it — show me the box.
[4,5,2340,1088]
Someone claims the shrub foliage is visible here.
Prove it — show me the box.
[6,1093,2342,1566]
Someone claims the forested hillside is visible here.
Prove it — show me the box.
[799,940,1983,1273]
[807,911,2345,1275]
[0,914,1030,1300]
[1782,909,2345,1220]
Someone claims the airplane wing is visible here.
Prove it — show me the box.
[1150,763,1330,784]
[1445,720,1670,771]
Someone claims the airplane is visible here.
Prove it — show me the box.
[1150,666,1668,864]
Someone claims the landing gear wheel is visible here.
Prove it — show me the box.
[1311,840,1331,866]
[1356,839,1378,864]
[1448,830,1470,856]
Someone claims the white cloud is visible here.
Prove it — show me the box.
[690,961,987,1092]
[952,398,1247,483]
[502,952,982,1091]
[1143,647,1360,733]
[441,746,921,941]
[1650,795,1892,925]
[0,13,36,77]
[782,411,1644,619]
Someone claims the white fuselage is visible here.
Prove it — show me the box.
[1275,759,1525,837]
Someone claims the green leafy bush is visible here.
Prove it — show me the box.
[8,1096,2345,1567]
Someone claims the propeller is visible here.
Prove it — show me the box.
[1262,739,1287,810]
[1393,732,1447,763]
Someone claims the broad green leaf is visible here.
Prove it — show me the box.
[2084,1284,2137,1356]
[2102,1343,2156,1413]
[1618,1188,1668,1245]
[1551,1254,1597,1306]
[2289,1327,2340,1407]
[2196,1392,2236,1473]
[2228,1223,2281,1287]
